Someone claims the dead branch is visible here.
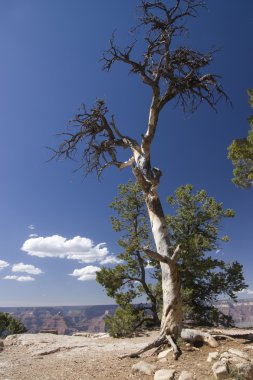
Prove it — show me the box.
[52,99,139,177]
[143,247,171,264]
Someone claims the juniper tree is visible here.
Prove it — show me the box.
[53,1,229,358]
[97,182,246,336]
[228,89,253,189]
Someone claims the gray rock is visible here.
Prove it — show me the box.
[207,352,220,362]
[234,362,253,380]
[228,348,250,360]
[212,361,230,379]
[157,348,172,360]
[131,360,156,376]
[154,368,175,380]
[178,370,193,380]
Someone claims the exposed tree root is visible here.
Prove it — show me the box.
[119,332,182,359]
[212,334,237,341]
[181,328,219,348]
[119,328,220,360]
[166,334,182,359]
[119,333,167,359]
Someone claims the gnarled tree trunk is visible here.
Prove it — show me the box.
[130,156,183,358]
[146,196,182,340]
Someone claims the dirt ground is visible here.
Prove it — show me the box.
[0,330,252,380]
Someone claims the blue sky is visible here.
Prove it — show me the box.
[0,0,252,307]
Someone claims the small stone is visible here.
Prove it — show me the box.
[207,352,220,362]
[178,370,194,380]
[212,361,230,379]
[157,348,172,359]
[131,360,156,376]
[154,368,176,380]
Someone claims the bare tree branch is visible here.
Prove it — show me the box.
[51,99,135,177]
[143,246,171,264]
[171,244,181,261]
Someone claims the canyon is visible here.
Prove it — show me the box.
[1,299,252,335]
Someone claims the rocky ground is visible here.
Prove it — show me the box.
[0,330,253,380]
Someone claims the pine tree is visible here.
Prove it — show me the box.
[228,89,253,188]
[97,182,246,335]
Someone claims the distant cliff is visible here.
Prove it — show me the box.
[216,299,253,328]
[0,305,117,335]
[1,299,252,334]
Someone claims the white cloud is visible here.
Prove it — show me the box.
[29,233,38,238]
[145,261,154,269]
[100,256,122,265]
[28,225,35,230]
[12,263,43,275]
[239,289,253,296]
[21,235,110,263]
[0,260,9,270]
[3,275,35,282]
[70,266,101,281]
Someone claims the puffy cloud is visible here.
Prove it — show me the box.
[70,266,101,281]
[100,256,122,265]
[3,275,35,282]
[12,263,43,275]
[29,233,38,238]
[21,235,110,264]
[0,260,9,270]
[239,288,253,296]
[28,225,35,230]
[145,261,154,269]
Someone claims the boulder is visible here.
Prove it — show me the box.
[154,368,175,380]
[207,352,220,362]
[178,370,194,380]
[233,362,253,380]
[228,348,250,361]
[212,361,230,379]
[131,360,156,376]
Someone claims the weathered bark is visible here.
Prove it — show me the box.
[145,196,182,341]
[181,328,218,348]
[131,158,183,359]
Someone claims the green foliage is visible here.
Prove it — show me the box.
[104,305,145,338]
[228,89,253,188]
[167,184,246,326]
[97,181,247,335]
[0,312,27,338]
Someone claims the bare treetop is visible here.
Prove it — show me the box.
[53,0,228,184]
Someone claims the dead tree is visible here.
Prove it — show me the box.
[53,0,229,359]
